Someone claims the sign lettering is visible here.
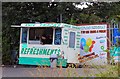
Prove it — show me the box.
[21,48,61,56]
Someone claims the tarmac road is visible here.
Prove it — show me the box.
[1,65,109,77]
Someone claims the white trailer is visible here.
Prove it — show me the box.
[11,23,81,67]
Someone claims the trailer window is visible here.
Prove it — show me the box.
[29,27,53,44]
[54,28,62,45]
[21,28,28,43]
[69,32,75,48]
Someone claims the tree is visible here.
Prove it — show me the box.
[82,2,120,23]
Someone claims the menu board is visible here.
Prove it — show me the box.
[54,28,61,45]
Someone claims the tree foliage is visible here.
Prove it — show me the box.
[83,2,120,23]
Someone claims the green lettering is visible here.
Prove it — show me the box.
[54,49,58,54]
[25,48,28,54]
[36,49,39,55]
[57,49,61,55]
[21,48,25,54]
[33,48,37,55]
[39,49,43,55]
[43,49,47,55]
[64,36,68,38]
[35,48,38,55]
[29,48,33,54]
[25,48,30,54]
[48,49,51,55]
[50,49,54,55]
[27,48,30,54]
[24,48,27,54]
[47,49,50,55]
[64,39,67,42]
[45,49,49,55]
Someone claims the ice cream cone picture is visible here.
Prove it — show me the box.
[80,38,96,53]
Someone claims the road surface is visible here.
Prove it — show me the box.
[1,65,110,77]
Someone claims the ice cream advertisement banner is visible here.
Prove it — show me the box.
[79,24,108,64]
[80,34,107,58]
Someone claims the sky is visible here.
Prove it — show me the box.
[51,0,92,9]
[74,2,93,9]
[75,3,88,9]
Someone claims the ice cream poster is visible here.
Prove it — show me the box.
[80,33,107,59]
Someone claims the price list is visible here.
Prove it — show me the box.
[76,32,80,48]
[63,29,69,45]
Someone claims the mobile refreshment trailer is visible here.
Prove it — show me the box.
[11,23,82,67]
[11,23,109,67]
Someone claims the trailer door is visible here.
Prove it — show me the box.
[67,31,78,63]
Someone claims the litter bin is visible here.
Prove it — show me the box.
[50,54,58,68]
